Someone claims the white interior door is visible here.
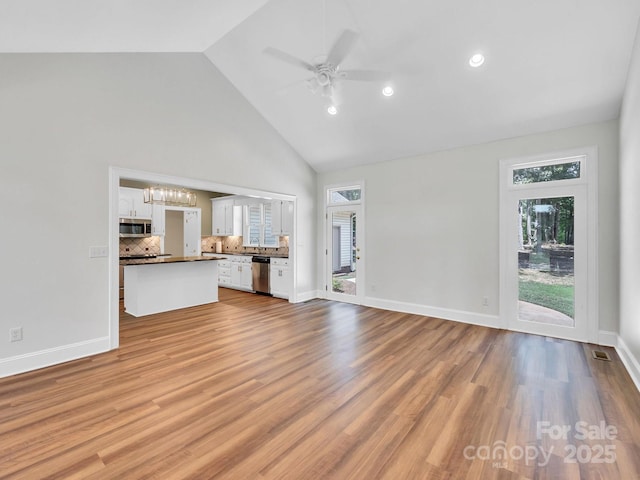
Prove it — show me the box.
[326,205,364,304]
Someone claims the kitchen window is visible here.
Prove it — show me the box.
[243,202,278,247]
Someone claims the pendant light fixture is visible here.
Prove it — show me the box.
[143,186,197,207]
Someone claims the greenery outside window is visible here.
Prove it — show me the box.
[512,157,583,185]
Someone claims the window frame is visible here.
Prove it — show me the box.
[327,185,363,207]
[507,154,588,191]
[242,202,278,247]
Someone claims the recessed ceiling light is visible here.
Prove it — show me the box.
[382,86,394,97]
[469,53,485,68]
[327,105,338,115]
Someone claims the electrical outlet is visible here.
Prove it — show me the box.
[89,246,108,258]
[10,327,23,342]
[482,296,489,306]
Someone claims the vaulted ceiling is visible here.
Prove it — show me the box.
[2,0,639,172]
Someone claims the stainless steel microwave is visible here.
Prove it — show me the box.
[119,218,152,237]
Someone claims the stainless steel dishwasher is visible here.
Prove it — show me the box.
[252,256,271,295]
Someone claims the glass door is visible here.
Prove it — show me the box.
[326,205,363,304]
[517,196,576,328]
[500,153,593,342]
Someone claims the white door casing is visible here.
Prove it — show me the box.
[325,182,365,305]
[499,147,598,343]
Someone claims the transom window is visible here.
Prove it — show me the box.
[327,185,362,206]
[511,156,584,186]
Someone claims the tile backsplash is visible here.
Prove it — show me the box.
[201,236,289,256]
[119,237,161,256]
[120,235,289,257]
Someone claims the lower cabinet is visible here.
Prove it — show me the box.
[217,259,231,286]
[230,256,253,291]
[270,257,290,299]
[206,254,289,297]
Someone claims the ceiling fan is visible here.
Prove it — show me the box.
[264,29,390,108]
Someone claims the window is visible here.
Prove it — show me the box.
[243,202,278,247]
[327,186,362,206]
[243,204,261,247]
[512,157,583,185]
[263,203,278,247]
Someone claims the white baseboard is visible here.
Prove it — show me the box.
[597,330,618,347]
[364,296,503,330]
[0,336,111,379]
[293,290,321,303]
[615,336,640,393]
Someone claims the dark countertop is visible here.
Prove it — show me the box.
[202,252,289,259]
[121,256,224,266]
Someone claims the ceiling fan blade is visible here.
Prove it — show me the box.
[340,70,391,82]
[326,29,359,67]
[263,47,315,71]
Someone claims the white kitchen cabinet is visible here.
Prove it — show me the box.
[217,260,231,286]
[119,187,152,219]
[203,254,231,286]
[151,204,165,236]
[212,199,226,235]
[281,201,293,235]
[230,256,253,291]
[212,198,241,236]
[270,257,291,299]
[230,259,242,288]
[271,200,294,236]
[118,191,134,218]
[241,261,253,290]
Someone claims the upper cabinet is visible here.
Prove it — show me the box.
[151,204,165,236]
[118,187,152,219]
[211,198,241,236]
[271,200,294,236]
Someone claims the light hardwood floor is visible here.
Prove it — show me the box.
[1,289,639,479]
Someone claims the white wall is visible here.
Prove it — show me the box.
[318,120,619,331]
[619,20,640,386]
[0,53,316,376]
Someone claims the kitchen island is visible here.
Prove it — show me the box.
[122,256,223,317]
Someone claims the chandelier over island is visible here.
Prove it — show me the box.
[143,186,197,207]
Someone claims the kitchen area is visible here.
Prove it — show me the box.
[118,181,293,317]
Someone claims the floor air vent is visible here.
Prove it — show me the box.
[592,350,612,361]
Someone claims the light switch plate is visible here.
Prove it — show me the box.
[90,246,108,258]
